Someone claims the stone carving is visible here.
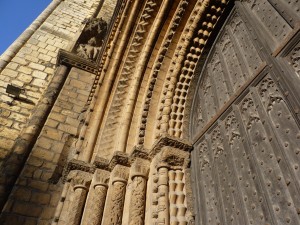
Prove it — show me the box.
[156,166,169,225]
[155,147,190,169]
[150,136,192,158]
[75,18,107,61]
[129,146,151,163]
[93,156,110,171]
[109,151,130,169]
[103,165,129,225]
[76,39,101,61]
[98,0,159,156]
[137,0,189,145]
[129,176,147,225]
[169,170,188,224]
[129,159,149,225]
[63,159,95,183]
[68,170,92,189]
[57,49,98,74]
[66,171,92,225]
[81,170,110,225]
[157,0,230,139]
[110,181,126,225]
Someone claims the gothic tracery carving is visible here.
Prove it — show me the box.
[241,97,260,129]
[259,77,283,111]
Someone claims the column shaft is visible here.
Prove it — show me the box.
[81,184,108,225]
[157,167,169,224]
[105,180,127,225]
[129,176,147,225]
[68,187,88,225]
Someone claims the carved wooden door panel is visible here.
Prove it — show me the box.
[190,1,300,224]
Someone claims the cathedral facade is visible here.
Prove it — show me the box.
[0,0,299,224]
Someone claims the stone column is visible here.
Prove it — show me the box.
[103,165,129,225]
[149,137,192,224]
[67,171,92,225]
[157,165,169,225]
[128,159,149,225]
[81,169,110,225]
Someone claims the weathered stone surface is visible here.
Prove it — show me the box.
[1,0,299,225]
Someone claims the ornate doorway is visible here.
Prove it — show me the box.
[189,1,300,224]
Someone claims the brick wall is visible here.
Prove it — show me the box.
[0,67,96,224]
[0,0,99,161]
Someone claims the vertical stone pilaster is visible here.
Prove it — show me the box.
[81,169,110,225]
[52,182,70,225]
[67,171,92,225]
[128,159,149,225]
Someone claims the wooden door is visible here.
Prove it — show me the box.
[190,1,300,224]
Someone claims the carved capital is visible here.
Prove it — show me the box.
[111,165,129,184]
[93,156,110,171]
[68,170,92,190]
[150,135,192,158]
[156,147,190,169]
[63,159,94,183]
[129,145,151,163]
[93,169,110,188]
[131,158,150,180]
[109,151,130,170]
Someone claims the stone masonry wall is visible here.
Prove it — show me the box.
[0,67,96,224]
[0,0,100,162]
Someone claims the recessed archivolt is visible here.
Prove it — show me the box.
[136,0,191,148]
[164,0,230,138]
[91,0,233,157]
[97,0,162,158]
[154,0,232,140]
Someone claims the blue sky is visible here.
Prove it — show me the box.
[0,0,51,55]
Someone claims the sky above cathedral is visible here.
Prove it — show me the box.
[0,0,51,55]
